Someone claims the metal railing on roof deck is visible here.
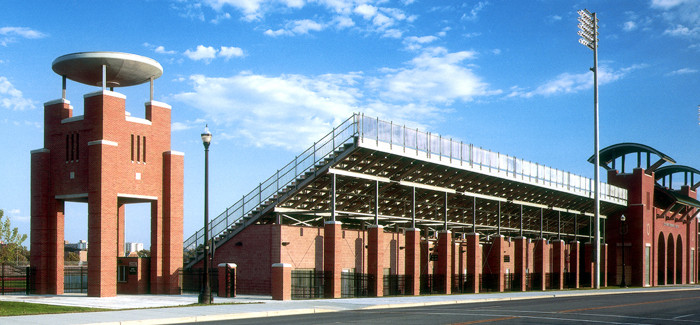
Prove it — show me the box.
[183,113,628,261]
[183,114,358,259]
[357,114,628,204]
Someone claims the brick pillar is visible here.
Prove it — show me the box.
[570,241,580,289]
[436,230,452,294]
[552,240,565,290]
[534,239,548,291]
[323,221,342,298]
[87,140,119,297]
[602,243,608,287]
[457,241,466,292]
[218,263,237,297]
[466,233,481,293]
[162,151,184,294]
[271,263,291,300]
[514,237,527,291]
[584,242,594,288]
[117,204,125,257]
[489,235,506,292]
[404,228,421,295]
[368,225,384,297]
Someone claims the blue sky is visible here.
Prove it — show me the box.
[1,0,699,248]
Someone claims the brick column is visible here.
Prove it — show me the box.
[552,240,565,290]
[162,151,184,294]
[602,243,608,287]
[584,242,594,288]
[534,239,548,291]
[323,221,342,298]
[436,230,452,294]
[457,241,466,292]
[466,233,481,293]
[489,236,506,292]
[271,263,291,300]
[368,225,384,297]
[117,204,125,257]
[513,237,527,291]
[569,241,580,289]
[87,140,119,297]
[217,263,237,297]
[404,228,421,295]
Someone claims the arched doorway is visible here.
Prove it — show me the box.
[658,232,665,285]
[668,234,675,285]
[676,235,683,284]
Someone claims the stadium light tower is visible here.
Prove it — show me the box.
[578,8,601,289]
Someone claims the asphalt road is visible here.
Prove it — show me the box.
[197,289,700,324]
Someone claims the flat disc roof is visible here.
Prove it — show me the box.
[52,52,163,87]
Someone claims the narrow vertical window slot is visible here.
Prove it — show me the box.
[142,136,146,163]
[131,134,135,161]
[137,135,141,162]
[75,133,79,161]
[70,133,75,161]
[66,134,70,162]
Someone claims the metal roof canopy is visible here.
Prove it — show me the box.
[52,52,163,88]
[655,165,700,191]
[267,146,625,240]
[590,142,675,174]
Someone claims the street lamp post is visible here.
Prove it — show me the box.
[620,214,628,287]
[578,8,601,289]
[199,125,212,304]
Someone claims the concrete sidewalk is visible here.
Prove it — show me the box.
[3,286,700,325]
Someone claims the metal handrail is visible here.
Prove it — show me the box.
[184,114,358,257]
[357,114,628,204]
[184,113,628,260]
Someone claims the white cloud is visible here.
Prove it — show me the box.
[172,118,207,131]
[184,45,218,62]
[172,48,499,150]
[6,208,29,223]
[265,19,324,36]
[173,72,360,149]
[354,4,378,20]
[0,76,35,110]
[461,1,488,22]
[651,0,691,9]
[404,35,438,50]
[663,24,700,37]
[184,45,244,62]
[623,21,638,31]
[332,16,355,29]
[219,46,244,59]
[667,68,698,75]
[0,26,46,46]
[155,46,177,54]
[651,0,700,39]
[370,47,497,104]
[509,64,646,98]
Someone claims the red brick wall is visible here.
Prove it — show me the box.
[32,92,183,297]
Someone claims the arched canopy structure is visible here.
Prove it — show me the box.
[589,143,675,174]
[655,165,700,191]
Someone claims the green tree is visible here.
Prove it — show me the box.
[0,209,28,263]
[65,251,80,262]
[137,249,150,257]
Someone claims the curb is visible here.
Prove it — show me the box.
[84,308,337,325]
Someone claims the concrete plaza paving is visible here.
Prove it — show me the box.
[2,286,700,324]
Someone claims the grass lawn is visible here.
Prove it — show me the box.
[0,301,108,316]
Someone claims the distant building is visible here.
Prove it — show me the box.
[124,242,144,256]
[64,240,88,251]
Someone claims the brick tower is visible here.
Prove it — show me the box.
[31,52,183,297]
